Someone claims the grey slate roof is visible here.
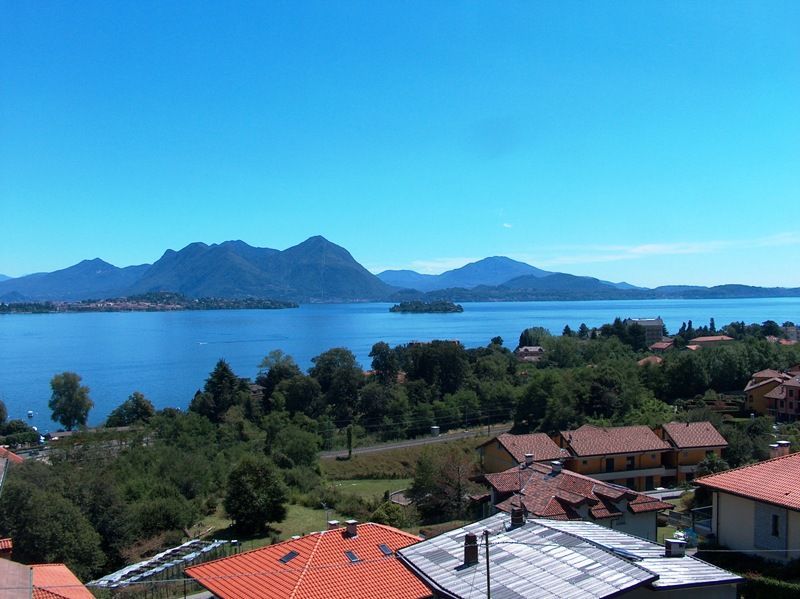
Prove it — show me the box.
[398,514,656,598]
[540,520,744,590]
[398,514,743,598]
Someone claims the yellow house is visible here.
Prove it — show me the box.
[477,432,568,473]
[744,369,790,415]
[659,421,728,485]
[557,425,671,491]
[696,450,800,562]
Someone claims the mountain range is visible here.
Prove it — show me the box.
[2,236,799,303]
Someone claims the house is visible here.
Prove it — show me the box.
[556,425,672,491]
[765,376,800,421]
[477,432,569,473]
[481,459,671,540]
[658,421,728,485]
[649,340,674,352]
[184,520,430,598]
[696,451,800,562]
[0,559,93,599]
[398,512,743,598]
[515,345,545,362]
[689,335,734,348]
[745,369,791,415]
[0,539,10,560]
[625,318,665,347]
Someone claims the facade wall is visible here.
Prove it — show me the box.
[606,511,658,541]
[788,510,800,557]
[753,502,788,559]
[480,442,517,474]
[747,381,781,415]
[715,492,754,554]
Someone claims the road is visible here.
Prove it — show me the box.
[320,423,512,459]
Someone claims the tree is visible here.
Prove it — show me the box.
[562,324,574,337]
[189,359,249,423]
[256,350,302,402]
[49,372,93,430]
[518,327,551,348]
[369,342,399,385]
[106,392,155,427]
[578,323,590,339]
[309,348,363,420]
[224,455,288,532]
[408,447,479,523]
[0,399,6,426]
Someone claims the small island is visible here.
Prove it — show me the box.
[0,292,298,314]
[389,300,464,313]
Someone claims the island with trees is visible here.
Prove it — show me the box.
[389,300,463,313]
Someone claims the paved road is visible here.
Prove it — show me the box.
[320,424,512,459]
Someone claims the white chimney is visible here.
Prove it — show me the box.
[769,443,780,459]
[345,519,358,537]
[665,538,687,558]
[327,520,341,530]
[524,453,534,467]
[777,440,791,456]
[551,460,562,473]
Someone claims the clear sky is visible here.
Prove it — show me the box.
[2,1,798,287]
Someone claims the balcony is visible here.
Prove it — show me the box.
[589,466,676,481]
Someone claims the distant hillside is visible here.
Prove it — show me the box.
[379,256,551,291]
[0,237,393,303]
[0,260,149,302]
[0,274,11,282]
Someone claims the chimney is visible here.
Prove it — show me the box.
[665,538,687,558]
[345,519,358,537]
[327,520,341,530]
[769,443,780,459]
[777,441,791,456]
[551,460,562,473]
[463,533,479,566]
[510,506,525,527]
[524,453,534,467]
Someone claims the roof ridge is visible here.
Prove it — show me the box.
[362,522,423,542]
[288,527,326,599]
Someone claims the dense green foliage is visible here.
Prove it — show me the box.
[49,371,93,430]
[105,392,155,427]
[224,455,288,532]
[389,301,464,313]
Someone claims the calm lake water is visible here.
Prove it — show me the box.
[2,298,799,429]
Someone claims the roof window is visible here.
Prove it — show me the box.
[279,550,299,564]
[378,544,393,556]
[345,550,360,563]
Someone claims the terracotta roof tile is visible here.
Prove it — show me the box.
[185,523,429,599]
[661,422,727,449]
[0,447,24,464]
[30,564,93,599]
[696,452,800,511]
[0,538,11,551]
[487,463,671,521]
[560,425,670,457]
[479,433,569,463]
[690,335,734,343]
[649,341,674,350]
[752,369,786,379]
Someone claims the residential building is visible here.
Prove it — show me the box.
[398,513,743,598]
[556,425,672,491]
[688,335,734,348]
[481,459,671,540]
[0,539,10,560]
[649,340,674,352]
[477,432,569,473]
[0,559,92,599]
[696,451,800,563]
[625,318,665,347]
[515,345,545,362]
[184,520,430,598]
[743,369,800,419]
[745,369,790,415]
[766,376,800,421]
[658,421,728,485]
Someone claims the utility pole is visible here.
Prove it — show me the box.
[483,529,491,599]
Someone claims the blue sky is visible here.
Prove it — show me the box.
[2,1,798,287]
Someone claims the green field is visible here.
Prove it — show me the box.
[332,478,413,499]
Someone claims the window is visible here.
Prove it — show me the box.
[626,456,635,470]
[780,400,785,409]
[645,476,654,491]
[772,514,780,537]
[605,458,615,472]
[345,550,360,563]
[626,478,635,488]
[279,551,299,564]
[378,544,393,556]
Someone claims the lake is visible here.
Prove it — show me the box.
[2,298,799,429]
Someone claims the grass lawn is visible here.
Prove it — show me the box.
[321,436,490,480]
[332,478,413,499]
[657,525,677,545]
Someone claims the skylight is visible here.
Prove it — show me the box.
[344,550,360,563]
[378,544,393,556]
[279,550,299,564]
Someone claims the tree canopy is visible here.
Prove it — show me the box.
[49,372,93,430]
[224,455,288,532]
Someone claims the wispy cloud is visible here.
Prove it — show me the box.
[502,223,513,229]
[511,233,800,268]
[366,256,479,275]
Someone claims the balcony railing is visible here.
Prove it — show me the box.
[589,466,676,481]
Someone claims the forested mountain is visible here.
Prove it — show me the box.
[2,237,800,303]
[0,274,12,282]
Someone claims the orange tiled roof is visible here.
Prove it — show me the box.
[696,452,800,511]
[0,538,11,551]
[560,424,670,457]
[185,523,429,599]
[489,463,671,521]
[479,433,569,463]
[31,564,94,599]
[649,341,674,350]
[0,447,24,464]
[751,369,786,380]
[744,376,787,392]
[661,422,727,449]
